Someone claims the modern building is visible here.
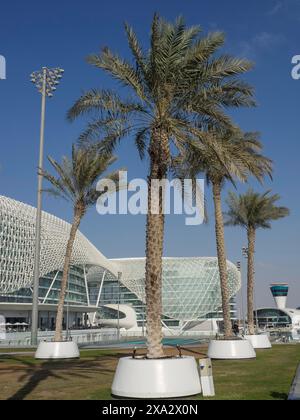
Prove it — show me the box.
[0,195,241,334]
[255,283,300,340]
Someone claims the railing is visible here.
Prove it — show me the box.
[119,329,215,338]
[0,327,218,348]
[0,328,118,348]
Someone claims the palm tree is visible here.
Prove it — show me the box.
[175,129,273,338]
[225,189,289,335]
[67,15,255,358]
[41,146,124,342]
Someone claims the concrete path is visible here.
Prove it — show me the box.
[289,364,300,400]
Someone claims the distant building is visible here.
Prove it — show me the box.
[0,195,241,334]
[255,283,300,340]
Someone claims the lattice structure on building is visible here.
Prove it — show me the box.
[113,257,241,322]
[0,195,241,325]
[0,195,118,294]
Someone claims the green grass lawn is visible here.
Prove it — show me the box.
[0,347,36,353]
[0,344,298,400]
[198,344,299,400]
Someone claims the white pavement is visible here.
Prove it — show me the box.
[289,364,300,400]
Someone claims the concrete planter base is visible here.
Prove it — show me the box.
[35,341,80,360]
[244,334,272,349]
[111,356,202,399]
[207,339,256,360]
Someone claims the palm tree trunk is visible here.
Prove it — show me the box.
[145,131,168,359]
[212,181,232,339]
[247,226,256,335]
[54,206,83,342]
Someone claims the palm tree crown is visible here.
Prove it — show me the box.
[67,14,255,167]
[175,129,273,186]
[42,145,123,214]
[225,189,290,230]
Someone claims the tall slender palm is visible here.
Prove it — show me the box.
[41,146,124,342]
[67,15,255,358]
[225,189,289,335]
[175,130,273,338]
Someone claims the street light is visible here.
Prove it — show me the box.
[236,261,246,333]
[117,272,122,341]
[30,67,64,346]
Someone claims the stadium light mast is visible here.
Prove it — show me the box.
[117,272,122,341]
[30,67,64,346]
[236,261,246,333]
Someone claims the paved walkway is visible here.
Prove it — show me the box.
[289,364,300,400]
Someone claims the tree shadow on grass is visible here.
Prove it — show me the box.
[270,392,288,400]
[5,355,117,400]
[8,363,63,400]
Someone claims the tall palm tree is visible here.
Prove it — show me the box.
[67,15,255,358]
[41,146,124,342]
[225,189,289,335]
[175,130,273,338]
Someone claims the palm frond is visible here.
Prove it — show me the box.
[134,127,149,160]
[87,48,147,101]
[124,23,148,81]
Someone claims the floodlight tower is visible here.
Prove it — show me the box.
[236,261,246,332]
[30,67,64,346]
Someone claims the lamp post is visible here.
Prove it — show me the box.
[30,67,64,346]
[236,261,246,333]
[117,272,122,341]
[66,276,70,341]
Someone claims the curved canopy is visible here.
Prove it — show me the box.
[0,195,119,293]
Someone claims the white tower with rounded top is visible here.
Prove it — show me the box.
[270,283,289,310]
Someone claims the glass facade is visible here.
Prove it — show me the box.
[95,258,241,327]
[255,308,292,328]
[205,298,237,320]
[0,266,89,306]
[88,269,147,326]
[116,258,240,322]
[0,257,241,329]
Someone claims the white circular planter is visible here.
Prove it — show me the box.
[112,356,202,399]
[207,339,256,360]
[35,341,80,360]
[244,334,272,349]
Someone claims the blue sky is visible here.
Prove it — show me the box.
[0,0,300,308]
